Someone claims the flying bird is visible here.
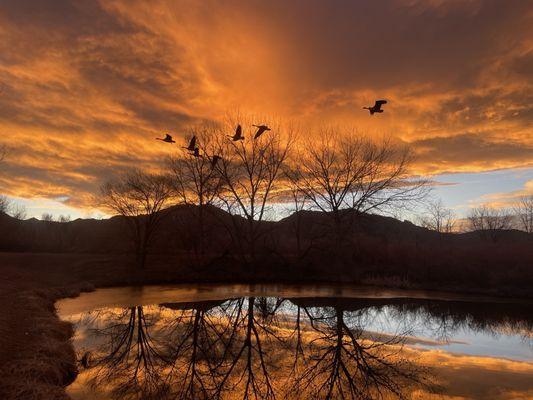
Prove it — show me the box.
[156,134,176,143]
[229,125,244,141]
[183,135,197,151]
[253,124,271,139]
[210,155,222,169]
[363,100,387,115]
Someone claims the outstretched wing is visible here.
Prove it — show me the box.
[254,127,265,139]
[165,134,173,140]
[188,135,197,149]
[374,100,387,108]
[236,125,242,137]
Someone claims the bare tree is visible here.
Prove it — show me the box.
[41,213,54,222]
[419,199,455,234]
[513,195,533,233]
[216,119,293,263]
[58,214,71,223]
[167,127,224,256]
[10,203,27,220]
[289,131,427,249]
[467,204,512,241]
[100,170,174,269]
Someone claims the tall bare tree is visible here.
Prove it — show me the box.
[216,119,293,262]
[419,199,456,234]
[167,127,224,256]
[467,204,512,241]
[289,131,427,248]
[100,170,174,269]
[513,195,533,233]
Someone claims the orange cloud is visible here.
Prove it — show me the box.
[0,0,532,211]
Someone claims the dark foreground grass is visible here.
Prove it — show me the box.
[0,253,124,400]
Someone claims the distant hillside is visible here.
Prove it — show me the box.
[1,205,532,294]
[1,205,531,253]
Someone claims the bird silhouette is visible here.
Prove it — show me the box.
[363,100,387,115]
[229,125,244,141]
[183,135,197,151]
[210,155,222,169]
[253,124,271,139]
[156,134,176,143]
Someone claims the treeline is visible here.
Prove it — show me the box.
[1,123,532,293]
[97,119,428,269]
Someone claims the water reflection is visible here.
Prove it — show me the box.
[68,295,533,400]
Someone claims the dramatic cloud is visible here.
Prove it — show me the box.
[0,0,532,212]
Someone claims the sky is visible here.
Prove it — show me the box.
[0,0,532,219]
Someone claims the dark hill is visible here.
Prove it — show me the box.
[1,206,532,295]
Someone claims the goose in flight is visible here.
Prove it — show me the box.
[253,124,271,139]
[210,155,222,169]
[183,135,197,151]
[363,100,387,115]
[156,134,176,143]
[229,125,244,141]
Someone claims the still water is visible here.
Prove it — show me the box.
[57,284,533,400]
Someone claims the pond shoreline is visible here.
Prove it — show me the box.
[0,252,531,399]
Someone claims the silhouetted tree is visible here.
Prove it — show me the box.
[10,203,27,220]
[289,131,427,253]
[57,214,71,223]
[419,199,455,234]
[216,118,293,263]
[467,204,512,241]
[100,170,174,269]
[514,195,533,233]
[41,213,54,222]
[167,127,224,257]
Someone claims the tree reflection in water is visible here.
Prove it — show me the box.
[80,306,173,399]
[72,297,533,399]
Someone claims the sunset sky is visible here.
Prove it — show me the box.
[0,0,532,219]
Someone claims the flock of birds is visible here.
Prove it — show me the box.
[156,124,272,169]
[155,100,387,168]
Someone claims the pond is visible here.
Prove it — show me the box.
[57,284,533,400]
